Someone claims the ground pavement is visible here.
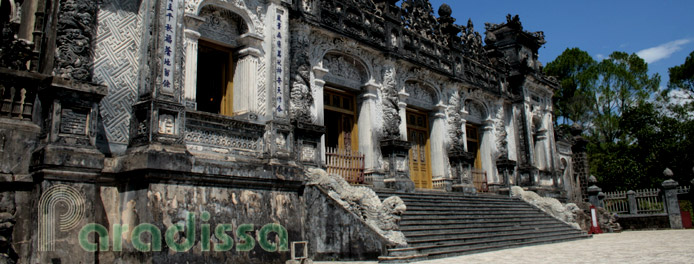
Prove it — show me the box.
[315,229,694,264]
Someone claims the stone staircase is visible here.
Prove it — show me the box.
[376,190,591,263]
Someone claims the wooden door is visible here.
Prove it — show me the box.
[407,110,431,189]
[324,89,358,151]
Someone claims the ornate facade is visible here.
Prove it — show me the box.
[0,0,580,262]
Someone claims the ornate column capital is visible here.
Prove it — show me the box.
[434,103,447,119]
[184,14,206,31]
[239,32,264,50]
[362,82,380,100]
[312,66,329,80]
[482,119,494,131]
[238,47,262,58]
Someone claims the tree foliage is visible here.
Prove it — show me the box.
[543,48,596,126]
[668,50,694,96]
[590,52,660,143]
[591,103,694,191]
[544,49,693,191]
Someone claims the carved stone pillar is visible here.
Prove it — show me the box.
[312,66,329,163]
[397,91,409,141]
[33,78,108,172]
[233,47,261,115]
[430,103,447,179]
[451,151,475,194]
[232,33,263,116]
[460,117,468,152]
[312,66,329,126]
[381,139,414,192]
[496,158,517,196]
[534,128,548,170]
[358,82,380,174]
[18,0,39,41]
[183,15,205,109]
[480,119,495,183]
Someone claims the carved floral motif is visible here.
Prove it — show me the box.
[381,66,400,140]
[54,0,98,82]
[185,0,264,37]
[404,81,436,109]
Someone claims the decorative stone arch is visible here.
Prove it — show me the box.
[398,79,447,185]
[311,50,380,173]
[462,98,489,124]
[321,51,371,91]
[182,2,263,115]
[403,80,441,110]
[185,0,263,35]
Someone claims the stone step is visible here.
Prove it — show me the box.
[375,190,590,262]
[405,228,584,247]
[403,225,575,240]
[377,192,516,202]
[400,221,567,234]
[403,210,543,217]
[421,235,590,261]
[400,215,554,225]
[402,200,533,208]
[405,207,538,213]
[390,232,589,255]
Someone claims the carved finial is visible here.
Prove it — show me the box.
[663,168,673,177]
[438,4,452,18]
[588,175,597,184]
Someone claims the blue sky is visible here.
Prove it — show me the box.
[427,0,694,89]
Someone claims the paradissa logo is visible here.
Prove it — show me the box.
[79,211,289,253]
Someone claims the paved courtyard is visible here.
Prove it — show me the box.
[316,229,694,264]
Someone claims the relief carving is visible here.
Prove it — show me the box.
[446,91,464,151]
[289,30,312,123]
[185,0,264,38]
[323,53,367,84]
[381,66,400,140]
[494,104,508,158]
[53,0,98,82]
[405,81,436,109]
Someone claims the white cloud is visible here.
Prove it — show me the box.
[636,39,692,64]
[596,54,605,60]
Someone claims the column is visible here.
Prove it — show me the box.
[480,119,495,183]
[183,15,205,109]
[359,83,380,172]
[534,129,548,170]
[233,33,263,115]
[233,48,260,114]
[312,66,329,163]
[397,91,409,141]
[662,179,683,229]
[627,190,637,214]
[18,0,38,40]
[429,103,447,179]
[587,185,602,207]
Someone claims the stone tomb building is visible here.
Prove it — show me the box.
[0,0,580,262]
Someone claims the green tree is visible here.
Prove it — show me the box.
[595,102,694,191]
[543,48,597,126]
[589,52,660,143]
[668,50,694,97]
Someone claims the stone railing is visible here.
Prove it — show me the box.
[589,178,687,229]
[432,178,448,190]
[0,68,48,121]
[604,189,665,215]
[184,111,265,158]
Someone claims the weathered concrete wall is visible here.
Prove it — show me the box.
[304,186,391,261]
[10,179,306,264]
